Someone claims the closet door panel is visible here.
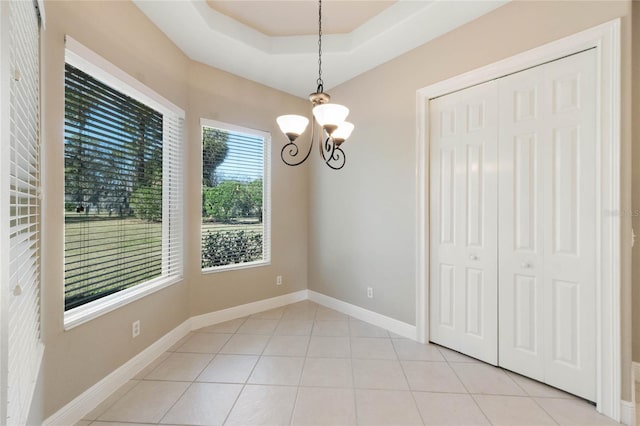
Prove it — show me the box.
[498,67,547,381]
[499,49,597,400]
[430,81,498,364]
[542,50,597,401]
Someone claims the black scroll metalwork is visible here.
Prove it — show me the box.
[280,117,317,166]
[320,135,346,170]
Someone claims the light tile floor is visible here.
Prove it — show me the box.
[76,301,619,426]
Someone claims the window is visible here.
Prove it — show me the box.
[63,39,183,325]
[201,119,270,271]
[2,0,44,423]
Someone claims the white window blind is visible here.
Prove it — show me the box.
[201,120,271,271]
[162,114,183,278]
[5,0,43,424]
[63,54,183,316]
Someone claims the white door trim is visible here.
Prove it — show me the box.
[415,19,621,421]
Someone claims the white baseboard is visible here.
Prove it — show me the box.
[189,290,308,330]
[307,290,417,340]
[620,400,635,426]
[42,319,191,426]
[621,362,640,426]
[43,290,308,426]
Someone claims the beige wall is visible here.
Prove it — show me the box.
[186,62,309,316]
[632,0,640,367]
[309,0,634,399]
[36,0,308,422]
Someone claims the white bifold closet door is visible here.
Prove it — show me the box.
[429,80,499,365]
[498,50,597,401]
[429,49,597,400]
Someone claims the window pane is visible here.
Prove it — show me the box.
[201,125,266,269]
[64,63,164,310]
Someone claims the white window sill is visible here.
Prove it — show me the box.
[202,259,270,275]
[64,275,182,330]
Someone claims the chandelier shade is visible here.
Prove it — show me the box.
[331,121,354,145]
[312,103,349,134]
[276,114,309,141]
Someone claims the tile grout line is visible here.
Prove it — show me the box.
[438,346,569,426]
[287,304,318,426]
[159,316,250,426]
[220,313,273,425]
[83,378,141,423]
[393,336,426,425]
[437,345,494,426]
[218,303,316,425]
[206,319,250,425]
[347,315,360,426]
[505,370,561,426]
[155,380,192,425]
[88,338,191,424]
[530,397,561,426]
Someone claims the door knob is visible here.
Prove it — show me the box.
[521,262,531,268]
[469,255,478,260]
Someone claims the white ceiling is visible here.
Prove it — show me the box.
[133,0,509,99]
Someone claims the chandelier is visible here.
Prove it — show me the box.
[276,0,354,170]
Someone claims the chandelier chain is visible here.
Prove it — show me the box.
[317,0,323,92]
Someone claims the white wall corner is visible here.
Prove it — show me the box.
[307,290,417,340]
[633,361,640,385]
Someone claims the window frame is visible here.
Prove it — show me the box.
[63,37,185,330]
[200,118,272,274]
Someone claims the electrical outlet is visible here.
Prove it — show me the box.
[367,287,373,298]
[276,275,283,286]
[132,320,140,338]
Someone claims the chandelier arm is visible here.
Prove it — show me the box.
[319,135,346,170]
[280,116,316,166]
[319,132,335,164]
[324,141,346,170]
[318,132,329,162]
[324,135,333,153]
